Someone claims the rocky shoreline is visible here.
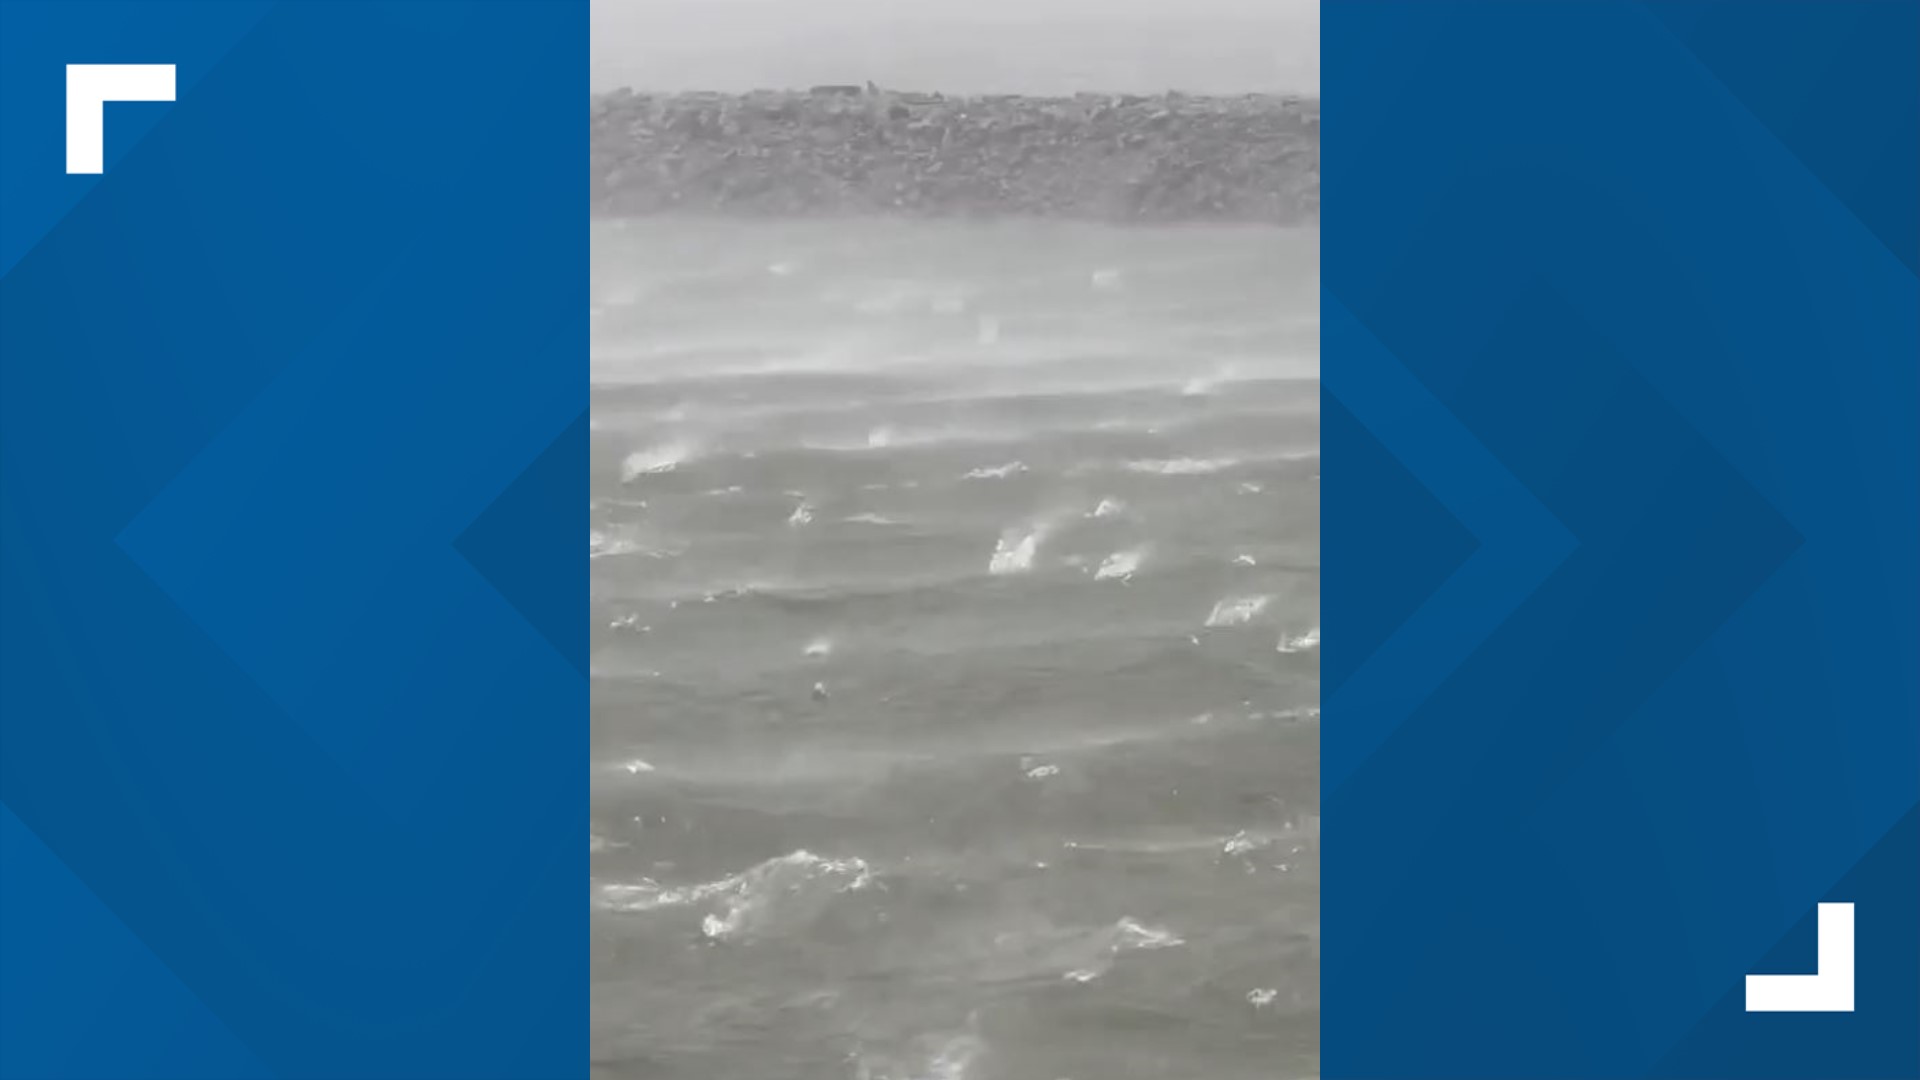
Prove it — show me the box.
[591,88,1318,225]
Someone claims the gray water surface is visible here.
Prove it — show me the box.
[590,218,1319,1080]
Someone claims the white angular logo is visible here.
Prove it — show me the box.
[66,64,175,174]
[1745,902,1854,1013]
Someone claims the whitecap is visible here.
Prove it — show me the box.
[844,512,901,526]
[1125,457,1237,476]
[590,528,673,561]
[589,529,639,560]
[788,502,814,527]
[1248,988,1280,1008]
[963,461,1027,480]
[803,637,833,658]
[1095,548,1146,581]
[858,1032,985,1080]
[620,441,693,480]
[988,525,1047,575]
[1205,595,1272,628]
[1223,829,1272,857]
[1113,917,1184,950]
[595,850,874,940]
[1088,497,1127,519]
[1278,627,1321,653]
[1234,554,1258,566]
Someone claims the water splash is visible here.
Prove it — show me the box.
[1277,627,1320,653]
[1095,548,1146,581]
[963,461,1027,481]
[620,441,695,480]
[988,525,1048,575]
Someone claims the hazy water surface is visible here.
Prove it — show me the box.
[591,218,1319,1080]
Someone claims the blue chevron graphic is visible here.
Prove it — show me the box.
[456,412,589,675]
[1640,1,1918,275]
[1324,293,1577,791]
[0,804,271,1079]
[1323,3,1915,1077]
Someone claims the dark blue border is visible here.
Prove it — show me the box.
[1324,3,1919,1077]
[1,3,584,1077]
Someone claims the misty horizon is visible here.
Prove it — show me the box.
[591,0,1319,97]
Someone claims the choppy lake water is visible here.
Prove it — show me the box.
[591,217,1319,1080]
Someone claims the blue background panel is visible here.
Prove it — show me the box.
[1324,2,1917,1078]
[1,3,584,1078]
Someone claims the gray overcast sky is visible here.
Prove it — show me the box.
[591,0,1318,96]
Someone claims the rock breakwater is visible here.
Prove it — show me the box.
[591,87,1318,225]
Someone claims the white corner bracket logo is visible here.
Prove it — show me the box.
[66,64,175,174]
[1745,902,1854,1013]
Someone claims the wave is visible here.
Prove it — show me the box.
[962,461,1027,480]
[988,524,1048,575]
[590,528,675,561]
[1060,917,1187,984]
[620,441,697,480]
[594,849,875,941]
[1094,548,1147,581]
[855,1031,984,1080]
[1124,456,1239,476]
[1205,595,1271,628]
[1277,626,1320,653]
